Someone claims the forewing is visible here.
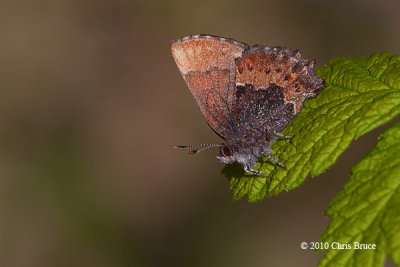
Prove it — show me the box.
[171,35,248,139]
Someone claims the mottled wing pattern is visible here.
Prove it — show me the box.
[232,83,295,139]
[235,47,324,113]
[229,46,324,139]
[171,35,249,139]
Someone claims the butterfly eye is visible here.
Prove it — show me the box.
[220,145,233,157]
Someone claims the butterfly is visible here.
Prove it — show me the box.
[171,35,324,177]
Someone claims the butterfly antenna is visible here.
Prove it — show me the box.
[174,144,222,154]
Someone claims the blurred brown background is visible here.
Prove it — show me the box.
[1,0,399,266]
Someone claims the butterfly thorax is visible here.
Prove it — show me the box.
[217,136,274,168]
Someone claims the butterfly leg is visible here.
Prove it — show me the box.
[244,165,267,177]
[274,132,294,139]
[262,153,286,169]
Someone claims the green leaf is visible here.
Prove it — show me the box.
[223,53,400,202]
[318,121,400,267]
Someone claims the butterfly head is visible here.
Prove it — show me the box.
[217,142,258,168]
[217,144,235,164]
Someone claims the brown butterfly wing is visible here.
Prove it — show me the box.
[235,47,324,114]
[171,35,249,139]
